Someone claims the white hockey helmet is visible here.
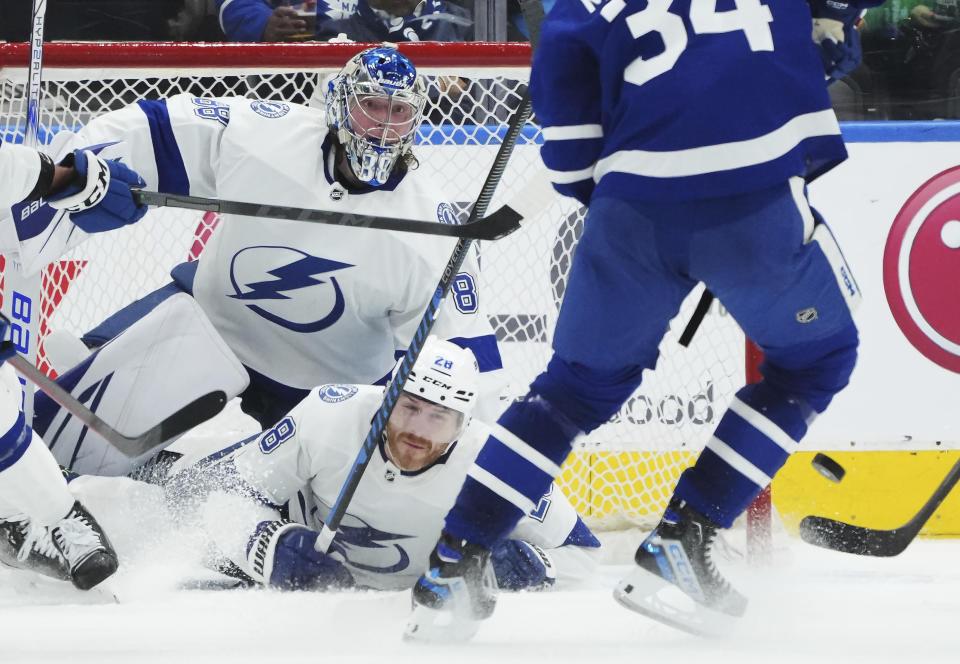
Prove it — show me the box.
[398,336,480,418]
[325,45,427,186]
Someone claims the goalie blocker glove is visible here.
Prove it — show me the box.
[47,149,148,233]
[246,520,354,591]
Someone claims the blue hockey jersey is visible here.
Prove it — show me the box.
[529,0,873,204]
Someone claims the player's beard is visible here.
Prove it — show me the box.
[384,425,448,471]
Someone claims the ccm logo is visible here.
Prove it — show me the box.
[840,266,856,297]
[422,376,451,389]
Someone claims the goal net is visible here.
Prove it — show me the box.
[0,42,760,534]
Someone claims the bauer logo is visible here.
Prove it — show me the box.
[883,165,960,373]
[318,384,358,403]
[250,100,290,118]
[437,202,459,225]
[228,246,353,332]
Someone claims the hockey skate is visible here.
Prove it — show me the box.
[0,514,72,582]
[614,498,747,637]
[404,532,498,643]
[50,501,119,590]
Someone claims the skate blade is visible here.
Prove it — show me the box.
[613,567,737,638]
[403,604,482,644]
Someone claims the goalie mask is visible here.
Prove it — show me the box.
[326,46,427,187]
[384,337,480,471]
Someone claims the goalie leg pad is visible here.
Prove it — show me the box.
[35,293,249,475]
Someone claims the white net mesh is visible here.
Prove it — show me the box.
[0,43,749,531]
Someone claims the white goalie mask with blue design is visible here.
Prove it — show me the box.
[326,46,427,187]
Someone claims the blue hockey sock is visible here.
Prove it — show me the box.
[674,381,814,528]
[445,392,580,547]
[530,355,644,433]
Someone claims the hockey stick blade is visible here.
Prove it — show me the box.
[799,457,960,556]
[133,191,523,241]
[6,353,227,458]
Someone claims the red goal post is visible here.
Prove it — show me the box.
[0,41,768,544]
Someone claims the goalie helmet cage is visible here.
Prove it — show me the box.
[0,41,769,552]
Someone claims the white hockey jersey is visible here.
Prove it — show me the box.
[21,94,502,396]
[191,385,596,591]
[0,141,43,208]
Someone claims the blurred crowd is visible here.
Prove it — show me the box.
[0,0,536,43]
[832,0,960,119]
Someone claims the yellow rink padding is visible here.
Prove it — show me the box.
[555,450,960,537]
[772,450,960,538]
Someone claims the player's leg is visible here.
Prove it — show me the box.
[616,179,860,631]
[34,293,250,475]
[0,365,118,589]
[407,196,692,641]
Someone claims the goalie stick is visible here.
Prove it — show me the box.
[799,457,960,556]
[133,191,523,242]
[4,352,227,459]
[2,0,49,425]
[315,86,536,553]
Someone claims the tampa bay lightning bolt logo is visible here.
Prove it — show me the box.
[318,384,358,403]
[228,246,353,332]
[437,202,459,225]
[327,515,413,574]
[250,100,290,118]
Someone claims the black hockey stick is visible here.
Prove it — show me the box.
[133,190,523,242]
[4,352,227,458]
[315,85,535,553]
[799,457,960,556]
[678,289,714,347]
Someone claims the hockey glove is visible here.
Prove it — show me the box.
[47,149,148,233]
[490,539,556,591]
[246,520,354,591]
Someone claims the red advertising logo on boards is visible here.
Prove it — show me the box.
[883,165,960,373]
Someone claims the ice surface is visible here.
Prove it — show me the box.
[2,407,953,663]
[2,535,956,664]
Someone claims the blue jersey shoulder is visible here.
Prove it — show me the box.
[531,0,848,202]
